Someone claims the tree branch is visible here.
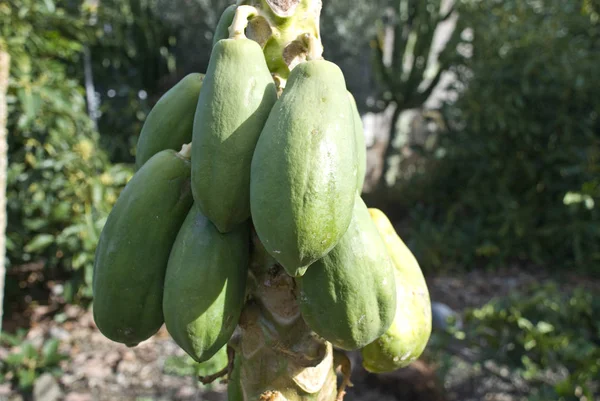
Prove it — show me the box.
[0,50,10,335]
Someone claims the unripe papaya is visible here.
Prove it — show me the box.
[349,92,366,192]
[297,196,396,351]
[360,209,432,373]
[163,205,249,363]
[251,60,357,277]
[93,149,193,346]
[135,74,203,169]
[213,4,237,47]
[192,38,277,233]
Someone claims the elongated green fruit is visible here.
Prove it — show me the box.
[251,60,357,277]
[163,206,249,362]
[192,38,277,233]
[93,149,193,346]
[213,4,237,47]
[135,74,203,169]
[297,197,396,350]
[349,92,366,192]
[360,209,432,373]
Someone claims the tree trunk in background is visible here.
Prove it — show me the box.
[0,50,10,334]
[362,21,396,194]
[362,104,398,193]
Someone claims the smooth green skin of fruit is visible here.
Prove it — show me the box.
[192,38,277,233]
[163,206,249,363]
[212,4,237,47]
[297,197,396,351]
[135,73,203,170]
[93,150,193,347]
[250,60,357,277]
[349,92,366,192]
[360,209,432,373]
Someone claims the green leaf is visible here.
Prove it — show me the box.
[20,342,39,360]
[24,234,55,253]
[5,352,25,366]
[536,321,554,334]
[41,339,62,366]
[43,0,56,13]
[17,368,37,390]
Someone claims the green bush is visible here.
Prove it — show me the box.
[2,0,132,301]
[0,330,67,391]
[430,283,600,400]
[406,0,600,273]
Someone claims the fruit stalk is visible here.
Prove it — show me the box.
[226,231,348,401]
[236,0,323,81]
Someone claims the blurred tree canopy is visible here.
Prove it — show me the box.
[404,0,600,273]
[1,0,132,302]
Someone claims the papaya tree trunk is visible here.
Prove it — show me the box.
[220,2,352,400]
[0,50,10,334]
[226,231,345,401]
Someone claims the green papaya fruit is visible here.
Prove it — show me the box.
[192,38,277,233]
[349,92,366,192]
[93,149,193,346]
[250,60,357,277]
[360,208,432,373]
[163,205,249,362]
[213,4,237,47]
[135,74,204,170]
[297,196,396,351]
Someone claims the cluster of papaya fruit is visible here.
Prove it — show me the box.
[92,2,431,383]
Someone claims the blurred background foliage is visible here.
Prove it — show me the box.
[429,283,600,399]
[1,0,599,398]
[380,0,600,274]
[1,0,598,306]
[1,0,133,304]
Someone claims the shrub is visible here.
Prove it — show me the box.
[430,283,600,400]
[2,0,132,301]
[0,330,67,391]
[406,0,600,273]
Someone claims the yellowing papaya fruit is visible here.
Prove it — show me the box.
[297,196,396,351]
[135,74,204,169]
[162,205,249,363]
[360,208,432,373]
[192,38,277,233]
[93,149,193,346]
[349,92,366,193]
[213,4,237,47]
[250,60,357,277]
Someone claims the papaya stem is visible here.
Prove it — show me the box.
[334,351,353,401]
[198,346,237,384]
[229,5,260,39]
[235,0,323,78]
[198,365,229,385]
[178,143,192,159]
[304,33,323,61]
